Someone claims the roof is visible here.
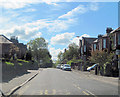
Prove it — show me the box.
[110,27,120,34]
[0,35,12,44]
[83,37,97,44]
[102,33,109,38]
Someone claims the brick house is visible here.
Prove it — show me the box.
[91,27,119,76]
[110,27,120,50]
[0,35,27,59]
[10,36,27,59]
[92,39,98,52]
[79,37,97,71]
[98,28,113,52]
[0,35,13,58]
[109,27,120,76]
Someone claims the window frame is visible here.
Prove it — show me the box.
[103,38,106,48]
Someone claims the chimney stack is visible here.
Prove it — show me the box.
[106,27,113,34]
[98,34,103,39]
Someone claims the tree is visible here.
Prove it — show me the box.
[27,37,53,67]
[89,50,114,66]
[57,51,63,63]
[9,44,19,60]
[27,37,48,61]
[89,50,114,75]
[57,43,80,64]
[25,47,32,61]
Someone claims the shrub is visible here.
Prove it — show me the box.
[18,63,23,66]
[5,62,14,66]
[17,59,29,63]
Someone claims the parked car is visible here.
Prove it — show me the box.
[56,64,61,69]
[87,64,98,71]
[62,64,71,71]
[60,64,64,69]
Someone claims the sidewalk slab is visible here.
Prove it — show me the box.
[72,69,119,86]
[2,69,41,95]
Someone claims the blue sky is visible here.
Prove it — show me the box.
[0,0,118,60]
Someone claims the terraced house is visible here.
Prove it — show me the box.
[91,27,120,76]
[79,37,97,71]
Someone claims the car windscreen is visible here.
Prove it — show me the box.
[64,65,70,67]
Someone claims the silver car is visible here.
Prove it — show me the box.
[62,64,71,71]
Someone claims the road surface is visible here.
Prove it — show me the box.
[14,68,118,96]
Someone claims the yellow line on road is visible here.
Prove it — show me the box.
[73,84,77,87]
[85,89,97,97]
[77,87,81,90]
[44,90,48,95]
[73,84,81,90]
[40,90,43,95]
[83,91,89,95]
[66,92,71,95]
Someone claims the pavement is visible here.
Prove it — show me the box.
[1,68,42,96]
[13,68,118,96]
[72,69,119,86]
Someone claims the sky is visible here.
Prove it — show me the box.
[0,0,119,60]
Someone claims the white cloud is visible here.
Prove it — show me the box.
[0,0,58,9]
[0,25,42,42]
[58,3,99,19]
[49,47,64,60]
[23,8,36,12]
[72,34,90,45]
[31,32,42,39]
[0,16,75,42]
[47,19,75,32]
[89,2,99,11]
[59,5,87,19]
[51,32,75,45]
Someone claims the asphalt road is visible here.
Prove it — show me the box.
[14,68,118,96]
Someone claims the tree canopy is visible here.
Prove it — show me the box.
[27,37,53,67]
[57,43,80,64]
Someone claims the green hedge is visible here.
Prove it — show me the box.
[5,62,14,66]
